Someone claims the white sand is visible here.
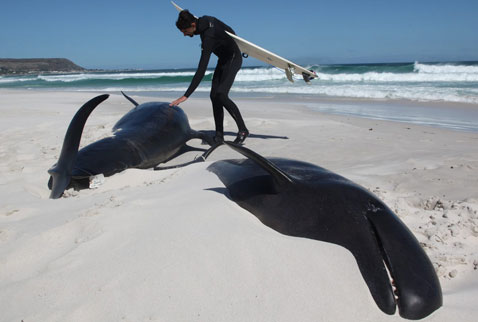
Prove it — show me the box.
[1,89,477,321]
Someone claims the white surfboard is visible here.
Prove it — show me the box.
[171,1,317,83]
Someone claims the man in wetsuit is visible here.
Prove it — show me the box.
[170,10,249,144]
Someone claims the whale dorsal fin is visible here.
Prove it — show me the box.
[224,141,294,187]
[121,91,139,107]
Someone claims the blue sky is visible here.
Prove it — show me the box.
[1,0,477,69]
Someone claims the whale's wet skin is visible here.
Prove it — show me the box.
[207,142,442,320]
[48,93,212,199]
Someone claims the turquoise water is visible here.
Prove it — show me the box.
[2,61,478,104]
[302,100,478,133]
[2,61,478,132]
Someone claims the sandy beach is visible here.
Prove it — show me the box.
[1,89,477,321]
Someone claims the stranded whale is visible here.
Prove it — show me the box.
[207,142,442,320]
[48,93,212,199]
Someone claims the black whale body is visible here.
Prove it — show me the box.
[73,102,201,174]
[48,93,211,198]
[207,142,442,320]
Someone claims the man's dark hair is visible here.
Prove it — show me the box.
[176,10,197,30]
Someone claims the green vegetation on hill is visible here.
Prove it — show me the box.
[0,58,85,75]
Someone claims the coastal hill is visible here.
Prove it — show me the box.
[0,58,85,75]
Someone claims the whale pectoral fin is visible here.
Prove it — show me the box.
[154,143,224,170]
[121,91,139,107]
[367,206,442,319]
[192,130,215,146]
[180,144,209,154]
[223,141,294,188]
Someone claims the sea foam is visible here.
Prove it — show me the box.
[1,62,477,104]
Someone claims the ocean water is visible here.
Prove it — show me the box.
[2,61,478,104]
[2,61,478,131]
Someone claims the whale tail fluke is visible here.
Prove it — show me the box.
[48,94,109,199]
[192,130,216,146]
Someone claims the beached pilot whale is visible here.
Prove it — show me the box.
[207,142,442,320]
[48,93,213,199]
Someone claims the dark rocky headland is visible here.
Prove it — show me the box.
[0,58,86,75]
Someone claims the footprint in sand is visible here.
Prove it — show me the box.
[74,225,104,245]
[144,169,181,186]
[79,195,124,218]
[0,229,10,242]
[4,209,20,216]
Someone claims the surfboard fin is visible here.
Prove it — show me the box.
[285,66,294,83]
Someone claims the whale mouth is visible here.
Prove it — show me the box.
[367,216,442,320]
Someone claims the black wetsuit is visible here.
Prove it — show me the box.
[184,16,247,135]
